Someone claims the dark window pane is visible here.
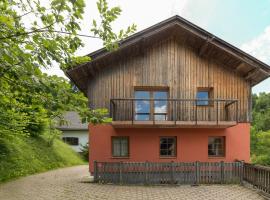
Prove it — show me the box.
[208,137,225,157]
[167,138,174,144]
[159,137,176,157]
[62,137,79,146]
[160,149,168,156]
[112,137,129,157]
[160,143,167,149]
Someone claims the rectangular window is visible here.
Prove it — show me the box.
[62,137,79,146]
[112,137,129,157]
[134,87,168,121]
[196,87,213,106]
[208,137,225,157]
[160,137,176,157]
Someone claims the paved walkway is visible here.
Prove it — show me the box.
[0,165,264,200]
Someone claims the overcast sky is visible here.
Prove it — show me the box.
[44,0,270,94]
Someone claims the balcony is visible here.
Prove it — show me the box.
[110,98,239,128]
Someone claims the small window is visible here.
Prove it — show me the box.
[208,137,225,157]
[112,137,129,157]
[196,87,213,106]
[62,137,79,146]
[160,137,176,157]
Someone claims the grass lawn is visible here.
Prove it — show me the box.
[0,135,85,182]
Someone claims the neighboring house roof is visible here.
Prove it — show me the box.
[67,15,270,95]
[57,111,88,131]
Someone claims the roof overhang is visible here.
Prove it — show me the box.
[67,15,270,95]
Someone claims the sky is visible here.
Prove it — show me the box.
[44,0,270,94]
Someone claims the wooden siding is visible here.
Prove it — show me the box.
[87,36,251,122]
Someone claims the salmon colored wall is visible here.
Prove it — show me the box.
[88,123,250,173]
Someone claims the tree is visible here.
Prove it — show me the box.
[252,93,270,131]
[251,92,270,165]
[0,0,136,138]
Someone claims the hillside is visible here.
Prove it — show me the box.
[0,135,84,182]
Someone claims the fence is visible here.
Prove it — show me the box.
[243,163,270,195]
[94,161,243,185]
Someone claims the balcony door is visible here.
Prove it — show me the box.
[134,89,168,121]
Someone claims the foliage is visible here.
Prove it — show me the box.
[252,93,270,132]
[0,0,135,140]
[80,142,89,161]
[251,92,270,165]
[251,129,270,165]
[91,0,137,51]
[0,134,84,182]
[0,0,135,182]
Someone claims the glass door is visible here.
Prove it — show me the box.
[134,89,168,121]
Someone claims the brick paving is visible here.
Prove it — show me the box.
[0,165,264,200]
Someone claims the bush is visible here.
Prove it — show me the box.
[80,142,89,161]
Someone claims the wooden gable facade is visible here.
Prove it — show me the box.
[67,16,270,126]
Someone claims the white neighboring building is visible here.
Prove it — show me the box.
[57,111,88,152]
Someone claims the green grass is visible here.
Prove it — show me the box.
[0,135,85,182]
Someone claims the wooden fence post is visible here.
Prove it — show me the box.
[119,161,123,184]
[240,161,244,184]
[220,161,224,184]
[94,161,98,183]
[254,165,258,188]
[195,161,200,185]
[170,161,174,184]
[144,161,149,185]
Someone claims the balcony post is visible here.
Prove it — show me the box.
[174,100,176,125]
[110,100,113,119]
[236,100,239,122]
[195,100,197,125]
[131,99,134,125]
[216,100,219,125]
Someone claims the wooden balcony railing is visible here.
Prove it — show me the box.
[110,98,239,127]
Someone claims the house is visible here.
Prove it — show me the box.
[57,111,88,152]
[67,16,270,174]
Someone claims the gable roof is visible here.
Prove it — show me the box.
[57,111,88,131]
[67,15,270,95]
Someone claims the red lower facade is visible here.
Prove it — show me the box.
[89,123,250,173]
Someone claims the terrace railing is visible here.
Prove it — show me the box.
[110,99,239,125]
[243,163,270,195]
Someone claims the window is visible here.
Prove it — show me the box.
[160,137,176,157]
[112,137,129,157]
[134,88,168,121]
[208,137,225,157]
[196,87,213,106]
[62,137,79,146]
